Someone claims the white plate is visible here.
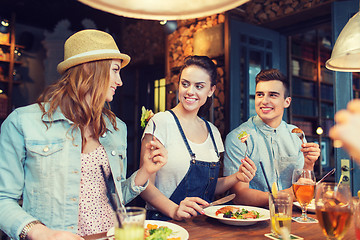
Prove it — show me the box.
[293,199,316,213]
[107,220,189,240]
[203,205,270,226]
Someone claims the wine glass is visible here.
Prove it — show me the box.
[292,168,317,222]
[315,182,352,240]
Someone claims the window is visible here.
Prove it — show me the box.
[154,78,166,113]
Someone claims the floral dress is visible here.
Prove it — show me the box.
[77,145,114,236]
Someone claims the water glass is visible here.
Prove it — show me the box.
[115,207,146,240]
[269,192,293,239]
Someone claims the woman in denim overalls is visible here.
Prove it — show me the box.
[140,56,257,221]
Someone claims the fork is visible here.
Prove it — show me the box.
[244,140,249,159]
[294,131,305,144]
[152,119,156,141]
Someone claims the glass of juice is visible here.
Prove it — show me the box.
[315,182,352,240]
[269,192,292,239]
[115,207,146,240]
[292,168,316,223]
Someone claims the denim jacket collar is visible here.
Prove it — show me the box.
[40,102,72,124]
[40,102,115,134]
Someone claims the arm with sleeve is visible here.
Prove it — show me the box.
[101,118,148,207]
[0,110,38,240]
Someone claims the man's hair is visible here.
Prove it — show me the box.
[255,69,289,98]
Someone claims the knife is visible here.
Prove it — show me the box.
[203,193,236,209]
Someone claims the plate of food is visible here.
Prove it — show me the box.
[293,199,316,213]
[107,220,189,240]
[203,205,270,226]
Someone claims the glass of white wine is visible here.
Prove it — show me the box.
[315,182,353,240]
[115,207,146,240]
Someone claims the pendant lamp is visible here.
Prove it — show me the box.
[77,0,249,20]
[326,11,360,72]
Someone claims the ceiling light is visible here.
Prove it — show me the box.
[326,11,360,72]
[78,0,249,20]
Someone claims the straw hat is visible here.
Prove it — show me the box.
[57,29,130,74]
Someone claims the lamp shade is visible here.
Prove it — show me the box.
[78,0,249,20]
[326,11,360,72]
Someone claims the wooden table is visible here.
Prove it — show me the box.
[84,209,356,240]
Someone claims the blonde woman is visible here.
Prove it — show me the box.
[0,30,167,240]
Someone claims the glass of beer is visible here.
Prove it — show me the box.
[315,182,352,240]
[269,192,293,238]
[115,207,146,240]
[292,168,316,223]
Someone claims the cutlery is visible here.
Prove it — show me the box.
[244,140,249,159]
[291,128,305,144]
[95,235,114,240]
[203,193,236,209]
[152,119,156,140]
[151,120,156,150]
[296,132,305,144]
[316,168,336,185]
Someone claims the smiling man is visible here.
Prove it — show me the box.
[223,69,320,207]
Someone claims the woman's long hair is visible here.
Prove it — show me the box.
[37,59,117,146]
[179,55,218,117]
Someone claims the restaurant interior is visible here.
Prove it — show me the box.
[0,0,359,239]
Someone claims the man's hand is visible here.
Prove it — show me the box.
[301,142,320,170]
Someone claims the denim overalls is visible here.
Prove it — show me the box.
[147,110,220,220]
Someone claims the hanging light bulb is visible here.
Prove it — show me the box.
[326,11,360,71]
[78,0,249,20]
[1,20,9,27]
[316,127,324,135]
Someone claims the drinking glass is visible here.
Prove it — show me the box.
[315,182,352,240]
[269,192,293,239]
[353,197,360,240]
[292,168,316,222]
[115,207,146,240]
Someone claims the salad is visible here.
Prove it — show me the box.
[215,206,260,219]
[145,223,180,240]
[237,131,250,143]
[140,106,154,129]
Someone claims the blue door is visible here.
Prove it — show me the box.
[227,18,286,131]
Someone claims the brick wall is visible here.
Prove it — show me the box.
[166,0,332,137]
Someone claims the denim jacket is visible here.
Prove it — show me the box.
[0,103,147,239]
